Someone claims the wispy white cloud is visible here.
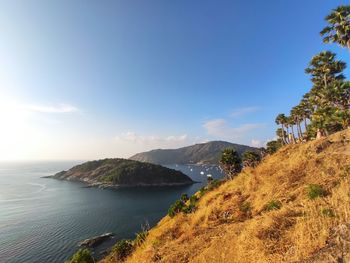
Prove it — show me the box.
[203,119,264,140]
[251,139,263,147]
[115,132,188,145]
[230,106,259,117]
[24,103,79,113]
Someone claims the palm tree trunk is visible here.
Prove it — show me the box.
[291,125,295,144]
[304,118,307,131]
[297,121,303,141]
[296,123,300,140]
[295,119,300,140]
[281,124,286,145]
[286,125,290,144]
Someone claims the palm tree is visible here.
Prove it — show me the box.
[299,94,313,132]
[291,106,303,141]
[305,51,346,90]
[275,114,288,144]
[276,128,286,143]
[286,116,296,144]
[305,52,346,129]
[320,5,350,52]
[325,80,350,111]
[312,107,337,136]
[334,109,350,129]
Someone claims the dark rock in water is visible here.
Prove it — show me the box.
[78,233,114,248]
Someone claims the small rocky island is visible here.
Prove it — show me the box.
[46,158,193,188]
[78,233,114,248]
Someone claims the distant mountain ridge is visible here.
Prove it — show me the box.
[129,141,259,165]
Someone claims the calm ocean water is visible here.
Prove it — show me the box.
[0,161,223,263]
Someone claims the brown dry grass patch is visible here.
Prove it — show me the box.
[100,130,350,263]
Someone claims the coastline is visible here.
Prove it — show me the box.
[42,175,198,189]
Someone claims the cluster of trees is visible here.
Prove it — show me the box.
[271,5,350,150]
[220,148,261,179]
[220,5,350,176]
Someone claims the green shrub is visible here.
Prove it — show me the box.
[112,239,134,261]
[198,187,207,197]
[64,249,94,263]
[180,193,189,202]
[307,184,327,200]
[242,151,261,168]
[189,194,198,205]
[182,203,196,214]
[168,193,199,217]
[266,140,283,154]
[208,179,222,191]
[168,200,186,217]
[265,200,282,211]
[134,230,148,247]
[197,179,224,200]
[134,222,149,247]
[321,208,335,217]
[239,202,251,213]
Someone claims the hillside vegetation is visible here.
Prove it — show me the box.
[129,141,258,165]
[102,130,350,262]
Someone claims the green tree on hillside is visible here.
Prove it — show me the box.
[305,51,345,91]
[272,5,350,144]
[220,148,241,179]
[286,116,296,144]
[299,94,313,131]
[304,52,348,135]
[291,105,304,141]
[325,80,350,111]
[276,128,286,143]
[321,5,350,52]
[266,140,282,154]
[242,151,261,168]
[275,114,288,144]
[65,249,94,263]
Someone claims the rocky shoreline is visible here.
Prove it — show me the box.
[43,175,197,189]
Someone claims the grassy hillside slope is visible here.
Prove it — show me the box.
[102,130,350,263]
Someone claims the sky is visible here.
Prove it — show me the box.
[0,0,349,161]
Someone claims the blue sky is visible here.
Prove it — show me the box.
[0,0,349,160]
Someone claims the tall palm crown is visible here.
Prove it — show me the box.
[300,95,314,118]
[320,5,350,51]
[323,80,350,110]
[275,113,287,125]
[291,106,303,136]
[275,113,288,144]
[290,106,301,122]
[305,51,346,88]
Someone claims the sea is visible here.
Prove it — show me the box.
[0,161,224,263]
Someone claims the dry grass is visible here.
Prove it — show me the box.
[100,130,350,263]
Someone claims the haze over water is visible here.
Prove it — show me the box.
[0,161,223,263]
